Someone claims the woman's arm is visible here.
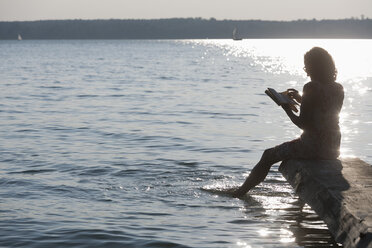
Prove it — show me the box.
[283,84,313,130]
[282,104,305,129]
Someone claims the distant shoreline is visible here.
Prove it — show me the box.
[1,18,371,39]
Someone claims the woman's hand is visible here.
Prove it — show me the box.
[287,88,302,103]
[281,103,292,113]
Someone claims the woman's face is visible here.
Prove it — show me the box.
[303,66,310,78]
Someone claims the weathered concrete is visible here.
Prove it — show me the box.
[279,158,372,248]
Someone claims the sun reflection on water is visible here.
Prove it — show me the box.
[279,229,296,243]
[236,241,252,248]
[185,39,372,81]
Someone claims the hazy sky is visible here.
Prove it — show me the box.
[0,0,371,21]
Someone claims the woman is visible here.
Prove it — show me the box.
[233,47,344,197]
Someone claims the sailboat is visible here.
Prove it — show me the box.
[232,28,242,41]
[18,34,22,41]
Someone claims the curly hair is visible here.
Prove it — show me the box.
[304,47,337,82]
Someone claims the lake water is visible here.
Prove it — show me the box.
[0,39,371,247]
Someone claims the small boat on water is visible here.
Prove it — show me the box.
[18,34,22,41]
[232,28,242,41]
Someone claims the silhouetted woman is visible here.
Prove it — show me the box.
[234,47,344,197]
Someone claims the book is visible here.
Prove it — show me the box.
[265,88,299,112]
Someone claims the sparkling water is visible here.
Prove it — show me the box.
[1,39,371,247]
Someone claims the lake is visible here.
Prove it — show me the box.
[0,39,371,247]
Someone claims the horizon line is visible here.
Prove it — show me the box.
[1,16,371,23]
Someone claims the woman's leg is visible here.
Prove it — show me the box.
[233,139,305,197]
[233,147,281,197]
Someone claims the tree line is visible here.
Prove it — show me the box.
[0,18,371,39]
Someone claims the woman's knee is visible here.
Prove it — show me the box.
[262,148,275,158]
[261,147,280,164]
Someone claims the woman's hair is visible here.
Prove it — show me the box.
[304,47,337,82]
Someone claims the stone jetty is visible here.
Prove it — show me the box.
[279,158,372,248]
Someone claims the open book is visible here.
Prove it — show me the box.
[265,88,299,112]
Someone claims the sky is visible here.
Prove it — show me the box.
[0,0,371,21]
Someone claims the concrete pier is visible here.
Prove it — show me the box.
[279,158,372,248]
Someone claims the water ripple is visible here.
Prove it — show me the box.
[0,39,357,247]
